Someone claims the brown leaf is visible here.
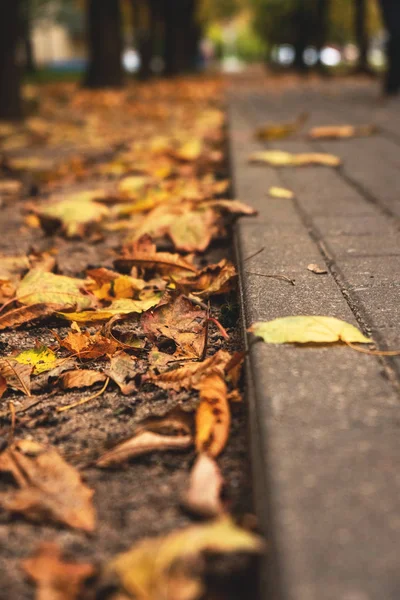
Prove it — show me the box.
[0,375,7,399]
[0,358,32,396]
[114,247,197,277]
[141,295,207,359]
[175,259,236,298]
[97,430,192,467]
[307,263,328,275]
[58,328,120,359]
[23,542,95,600]
[203,199,256,216]
[104,351,137,394]
[0,304,58,331]
[182,453,225,518]
[0,439,96,531]
[195,372,230,457]
[148,350,232,391]
[59,369,107,390]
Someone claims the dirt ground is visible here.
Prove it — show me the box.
[0,81,257,600]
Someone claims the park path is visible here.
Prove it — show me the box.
[229,76,400,600]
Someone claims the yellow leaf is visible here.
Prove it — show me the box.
[58,295,162,322]
[195,372,230,457]
[14,346,58,374]
[249,150,341,167]
[17,270,92,311]
[37,195,109,238]
[255,112,308,140]
[268,186,294,199]
[249,316,370,344]
[118,175,151,197]
[308,124,377,140]
[107,517,263,600]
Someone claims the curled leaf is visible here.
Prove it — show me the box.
[0,303,59,331]
[0,439,96,531]
[183,453,225,518]
[195,372,230,457]
[59,369,107,390]
[249,150,341,167]
[0,358,32,396]
[308,124,377,140]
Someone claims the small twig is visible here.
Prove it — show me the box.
[56,377,110,413]
[207,316,229,339]
[346,341,400,356]
[245,271,295,285]
[244,247,265,262]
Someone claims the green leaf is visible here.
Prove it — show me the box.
[249,316,370,344]
[14,346,58,375]
[17,270,92,311]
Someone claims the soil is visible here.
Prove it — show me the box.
[0,133,257,597]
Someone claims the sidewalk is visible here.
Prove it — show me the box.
[229,78,400,600]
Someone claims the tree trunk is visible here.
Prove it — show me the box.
[354,0,369,72]
[84,0,124,88]
[379,0,400,94]
[0,0,23,120]
[133,0,154,80]
[315,0,330,71]
[163,0,199,76]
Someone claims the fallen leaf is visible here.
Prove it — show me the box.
[182,453,225,518]
[14,346,58,375]
[255,112,308,140]
[268,186,294,199]
[59,369,107,390]
[105,351,137,394]
[107,517,263,600]
[118,175,152,197]
[141,295,207,359]
[17,270,92,311]
[0,304,59,330]
[58,329,120,359]
[0,358,32,395]
[249,150,341,167]
[148,350,232,391]
[58,296,161,322]
[0,375,7,399]
[0,439,95,531]
[168,207,218,252]
[37,194,109,238]
[204,199,256,215]
[175,259,236,299]
[0,179,22,195]
[97,430,192,467]
[308,124,377,139]
[307,263,328,275]
[23,542,95,600]
[114,248,196,277]
[195,372,230,457]
[249,316,371,344]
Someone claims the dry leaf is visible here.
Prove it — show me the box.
[175,260,236,299]
[37,194,109,238]
[0,358,32,396]
[268,186,294,199]
[182,453,225,518]
[107,517,263,600]
[307,263,328,275]
[148,350,232,391]
[195,372,230,457]
[141,295,207,359]
[104,351,137,395]
[23,542,95,600]
[17,270,92,311]
[97,430,192,467]
[249,316,370,344]
[308,124,377,139]
[255,112,308,140]
[0,439,96,531]
[249,150,341,167]
[114,249,196,277]
[168,207,218,252]
[204,199,256,215]
[59,369,107,390]
[0,303,58,331]
[58,295,161,322]
[58,329,120,359]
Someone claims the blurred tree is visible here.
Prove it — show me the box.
[354,0,370,72]
[163,0,201,76]
[84,0,124,87]
[0,0,23,119]
[21,0,36,73]
[379,0,400,94]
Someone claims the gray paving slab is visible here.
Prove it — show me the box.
[230,81,400,600]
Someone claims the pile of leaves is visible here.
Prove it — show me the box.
[0,78,262,600]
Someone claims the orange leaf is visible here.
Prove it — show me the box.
[195,372,230,457]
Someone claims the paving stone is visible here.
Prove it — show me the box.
[230,83,400,600]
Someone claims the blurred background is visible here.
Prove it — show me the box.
[0,0,391,119]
